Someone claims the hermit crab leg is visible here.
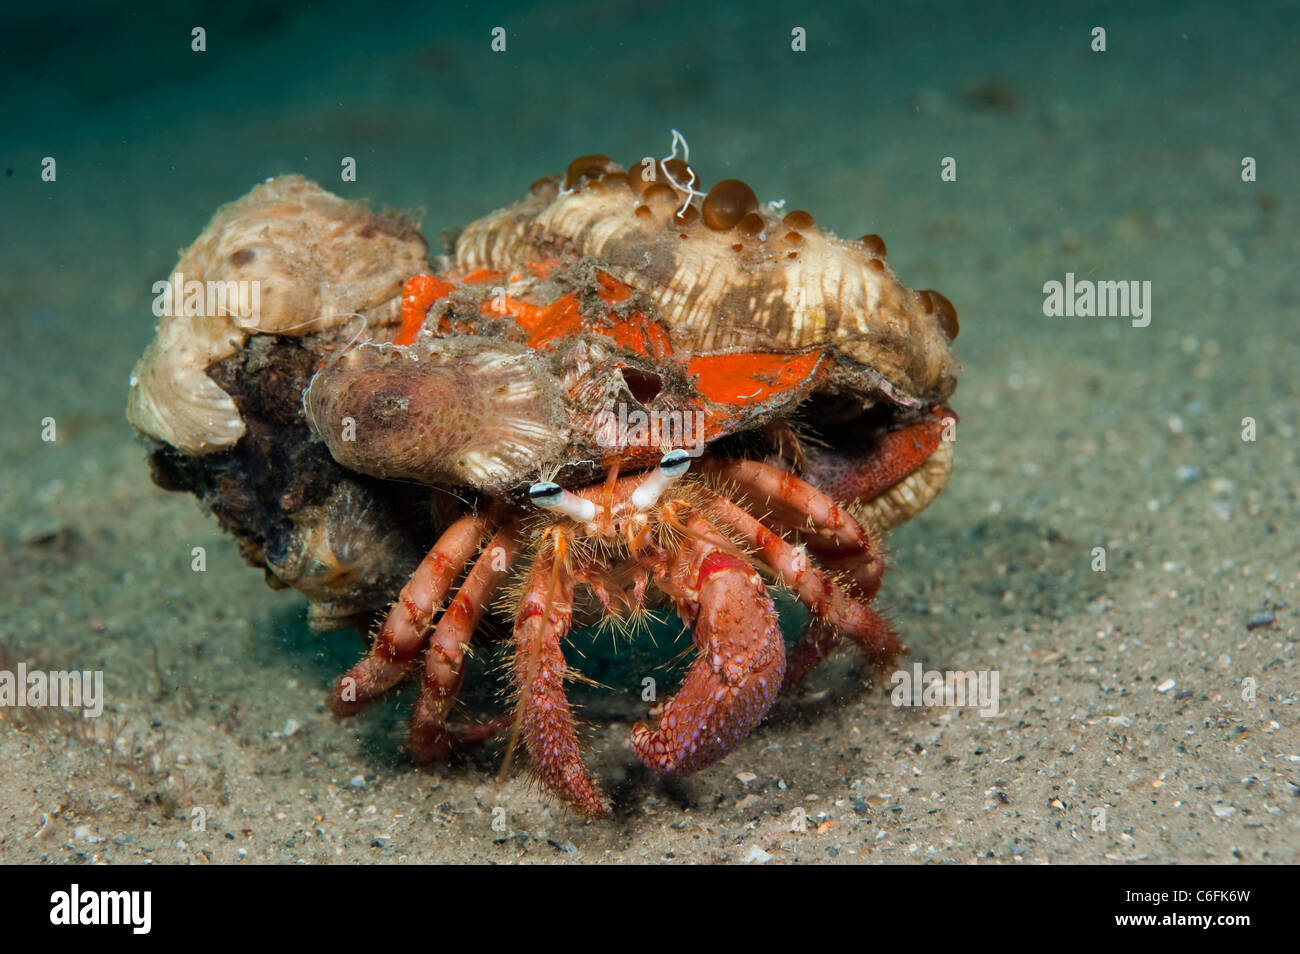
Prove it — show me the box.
[631,509,785,775]
[512,535,606,817]
[702,457,885,599]
[328,508,497,717]
[698,489,900,666]
[408,520,522,762]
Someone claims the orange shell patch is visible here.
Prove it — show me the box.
[687,350,825,406]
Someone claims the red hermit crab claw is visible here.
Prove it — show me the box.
[630,548,785,776]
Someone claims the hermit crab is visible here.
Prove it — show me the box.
[128,144,960,816]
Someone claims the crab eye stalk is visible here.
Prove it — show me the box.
[631,449,693,511]
[528,481,598,523]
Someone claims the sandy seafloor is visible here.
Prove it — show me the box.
[0,0,1296,864]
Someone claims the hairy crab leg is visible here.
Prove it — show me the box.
[704,457,867,552]
[702,457,884,600]
[328,508,497,717]
[631,509,785,775]
[710,416,956,684]
[512,535,606,817]
[697,490,900,666]
[409,521,522,762]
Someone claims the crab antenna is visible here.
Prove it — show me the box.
[631,449,692,511]
[528,481,598,523]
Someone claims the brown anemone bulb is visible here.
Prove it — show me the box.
[660,158,696,188]
[701,179,760,231]
[922,289,959,340]
[629,157,657,190]
[563,154,616,190]
[642,183,679,215]
[859,233,887,258]
[673,203,700,226]
[782,209,815,230]
[736,211,766,237]
[529,176,560,198]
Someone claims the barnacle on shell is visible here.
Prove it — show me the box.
[127,175,429,455]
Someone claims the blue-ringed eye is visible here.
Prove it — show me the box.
[528,481,563,504]
[659,449,691,477]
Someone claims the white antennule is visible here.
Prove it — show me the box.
[528,481,598,523]
[631,449,692,511]
[661,130,705,217]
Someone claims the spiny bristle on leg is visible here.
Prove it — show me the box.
[604,601,667,648]
[500,533,607,815]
